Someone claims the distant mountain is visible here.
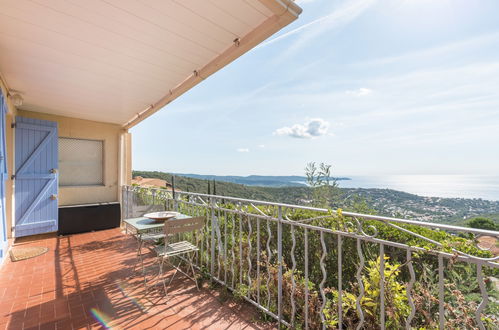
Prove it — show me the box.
[132,170,499,225]
[171,173,351,187]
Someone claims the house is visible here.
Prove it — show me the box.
[131,176,173,190]
[0,0,302,263]
[1,3,498,329]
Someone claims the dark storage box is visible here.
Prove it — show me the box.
[58,202,121,235]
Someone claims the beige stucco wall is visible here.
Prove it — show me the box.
[1,77,132,239]
[18,110,125,206]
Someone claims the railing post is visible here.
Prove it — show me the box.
[438,254,445,330]
[210,196,216,277]
[277,206,283,328]
[151,188,156,211]
[379,244,385,330]
[121,186,126,221]
[304,228,309,330]
[337,235,342,330]
[173,191,179,212]
[127,186,132,218]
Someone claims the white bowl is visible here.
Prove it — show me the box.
[144,211,180,221]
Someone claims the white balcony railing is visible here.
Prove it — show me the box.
[122,185,499,329]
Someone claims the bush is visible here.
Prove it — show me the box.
[324,257,410,329]
[466,217,498,231]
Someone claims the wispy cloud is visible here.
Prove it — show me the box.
[274,118,330,139]
[236,148,250,153]
[355,31,499,68]
[346,87,372,96]
[258,144,265,148]
[257,0,376,52]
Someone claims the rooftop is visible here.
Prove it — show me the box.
[131,176,172,190]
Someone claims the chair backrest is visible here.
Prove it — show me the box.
[163,216,205,235]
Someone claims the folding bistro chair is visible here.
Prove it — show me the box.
[153,216,204,295]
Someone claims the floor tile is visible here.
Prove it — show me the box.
[0,229,272,329]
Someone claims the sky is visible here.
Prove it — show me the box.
[132,0,499,177]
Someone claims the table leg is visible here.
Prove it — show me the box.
[130,233,142,276]
[138,238,148,288]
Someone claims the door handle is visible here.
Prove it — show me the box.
[50,194,58,200]
[50,168,58,174]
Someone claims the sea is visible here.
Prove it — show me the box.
[333,175,499,201]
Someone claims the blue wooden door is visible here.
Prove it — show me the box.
[14,116,58,237]
[0,90,8,260]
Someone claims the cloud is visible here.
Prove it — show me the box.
[274,118,330,139]
[256,0,376,51]
[236,148,249,153]
[258,144,265,148]
[346,87,372,96]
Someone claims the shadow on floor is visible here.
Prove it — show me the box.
[2,229,271,330]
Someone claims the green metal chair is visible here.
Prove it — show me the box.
[153,216,204,295]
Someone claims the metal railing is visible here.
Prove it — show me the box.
[122,185,499,329]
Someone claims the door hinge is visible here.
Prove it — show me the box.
[11,122,16,128]
[11,174,15,180]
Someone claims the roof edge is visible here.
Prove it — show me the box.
[259,0,303,18]
[123,0,302,129]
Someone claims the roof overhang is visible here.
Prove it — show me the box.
[0,0,301,128]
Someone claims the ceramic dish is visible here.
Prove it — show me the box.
[143,211,180,222]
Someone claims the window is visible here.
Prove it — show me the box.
[59,138,103,186]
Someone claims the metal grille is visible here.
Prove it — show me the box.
[58,137,103,186]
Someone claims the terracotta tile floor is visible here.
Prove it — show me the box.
[0,229,273,330]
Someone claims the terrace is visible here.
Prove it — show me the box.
[0,187,498,329]
[0,228,267,329]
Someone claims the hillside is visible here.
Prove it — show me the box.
[132,170,499,225]
[341,188,499,225]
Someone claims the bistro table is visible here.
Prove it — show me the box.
[123,213,194,287]
[124,213,193,237]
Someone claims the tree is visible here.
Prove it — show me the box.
[305,162,340,208]
[466,217,498,231]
